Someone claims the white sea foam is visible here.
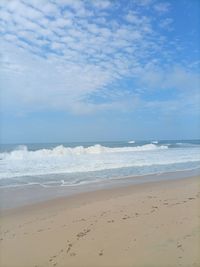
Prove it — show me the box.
[0,143,167,160]
[0,144,200,180]
[152,141,158,144]
[128,140,135,144]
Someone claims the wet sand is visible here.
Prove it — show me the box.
[0,176,200,267]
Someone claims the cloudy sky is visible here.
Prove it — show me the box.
[0,0,200,143]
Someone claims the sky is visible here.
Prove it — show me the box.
[0,0,200,144]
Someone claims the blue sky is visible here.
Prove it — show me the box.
[0,0,200,143]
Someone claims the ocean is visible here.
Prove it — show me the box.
[0,140,200,188]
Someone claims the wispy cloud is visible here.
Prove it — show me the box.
[0,0,199,116]
[153,2,170,13]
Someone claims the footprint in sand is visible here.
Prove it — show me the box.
[107,219,115,223]
[37,229,44,232]
[49,255,57,265]
[150,209,156,213]
[70,252,76,257]
[76,229,91,239]
[99,250,104,256]
[177,243,184,252]
[122,215,130,220]
[66,243,73,253]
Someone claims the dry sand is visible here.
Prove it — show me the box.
[0,176,200,267]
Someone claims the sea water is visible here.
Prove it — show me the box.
[0,140,200,188]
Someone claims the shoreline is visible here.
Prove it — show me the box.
[0,175,200,266]
[1,174,200,216]
[0,168,200,211]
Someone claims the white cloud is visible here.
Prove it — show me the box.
[92,0,111,9]
[0,0,199,116]
[125,11,150,28]
[159,18,173,30]
[41,2,61,16]
[141,65,200,92]
[133,0,154,7]
[154,2,170,13]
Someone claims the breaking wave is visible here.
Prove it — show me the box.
[0,143,168,161]
[0,142,200,182]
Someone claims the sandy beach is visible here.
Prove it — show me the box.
[1,0,199,265]
[0,176,200,267]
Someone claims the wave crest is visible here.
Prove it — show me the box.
[0,143,168,160]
